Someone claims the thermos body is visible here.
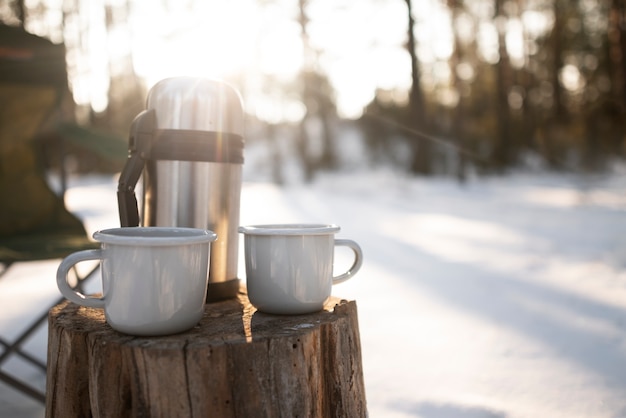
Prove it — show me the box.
[143,159,242,299]
[118,77,245,301]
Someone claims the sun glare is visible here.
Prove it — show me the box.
[131,0,260,87]
[94,0,424,120]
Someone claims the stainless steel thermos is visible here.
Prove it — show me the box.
[117,77,244,301]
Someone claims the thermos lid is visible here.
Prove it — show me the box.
[146,77,244,135]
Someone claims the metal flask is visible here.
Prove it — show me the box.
[117,77,244,301]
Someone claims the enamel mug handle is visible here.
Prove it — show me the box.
[332,239,363,285]
[56,249,105,308]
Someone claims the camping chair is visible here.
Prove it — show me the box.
[0,25,101,403]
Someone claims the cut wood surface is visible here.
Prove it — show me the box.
[46,289,367,418]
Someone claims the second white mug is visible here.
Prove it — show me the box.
[239,224,363,314]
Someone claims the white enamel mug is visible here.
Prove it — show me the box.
[56,227,217,336]
[239,224,363,314]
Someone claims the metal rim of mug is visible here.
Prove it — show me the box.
[238,224,340,236]
[93,227,217,246]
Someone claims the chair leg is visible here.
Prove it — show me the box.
[0,370,46,403]
[0,261,13,278]
[0,263,100,404]
[0,337,46,372]
[0,307,55,368]
[0,311,50,404]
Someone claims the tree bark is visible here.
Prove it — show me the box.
[46,290,367,418]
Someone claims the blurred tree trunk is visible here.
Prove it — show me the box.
[267,122,284,185]
[297,0,315,182]
[318,89,337,170]
[11,0,26,26]
[608,0,626,113]
[297,99,315,182]
[551,0,566,121]
[97,0,145,137]
[449,0,466,182]
[583,0,626,169]
[518,0,537,153]
[535,0,566,169]
[493,0,513,171]
[610,0,626,158]
[405,0,431,175]
[296,0,337,182]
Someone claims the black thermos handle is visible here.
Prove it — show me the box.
[116,108,245,227]
[116,110,155,227]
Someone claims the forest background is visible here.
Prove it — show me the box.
[1,0,625,182]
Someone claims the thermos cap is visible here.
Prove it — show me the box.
[146,77,244,135]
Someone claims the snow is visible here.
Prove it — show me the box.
[1,162,626,417]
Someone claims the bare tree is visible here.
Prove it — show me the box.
[404,0,432,175]
[449,0,467,182]
[296,0,337,182]
[493,0,513,170]
[10,0,25,27]
[608,0,626,112]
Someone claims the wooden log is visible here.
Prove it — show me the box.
[46,289,367,418]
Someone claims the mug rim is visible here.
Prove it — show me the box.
[238,224,340,236]
[93,227,217,246]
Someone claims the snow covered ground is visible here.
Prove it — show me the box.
[1,162,626,417]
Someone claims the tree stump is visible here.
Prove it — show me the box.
[45,288,367,418]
